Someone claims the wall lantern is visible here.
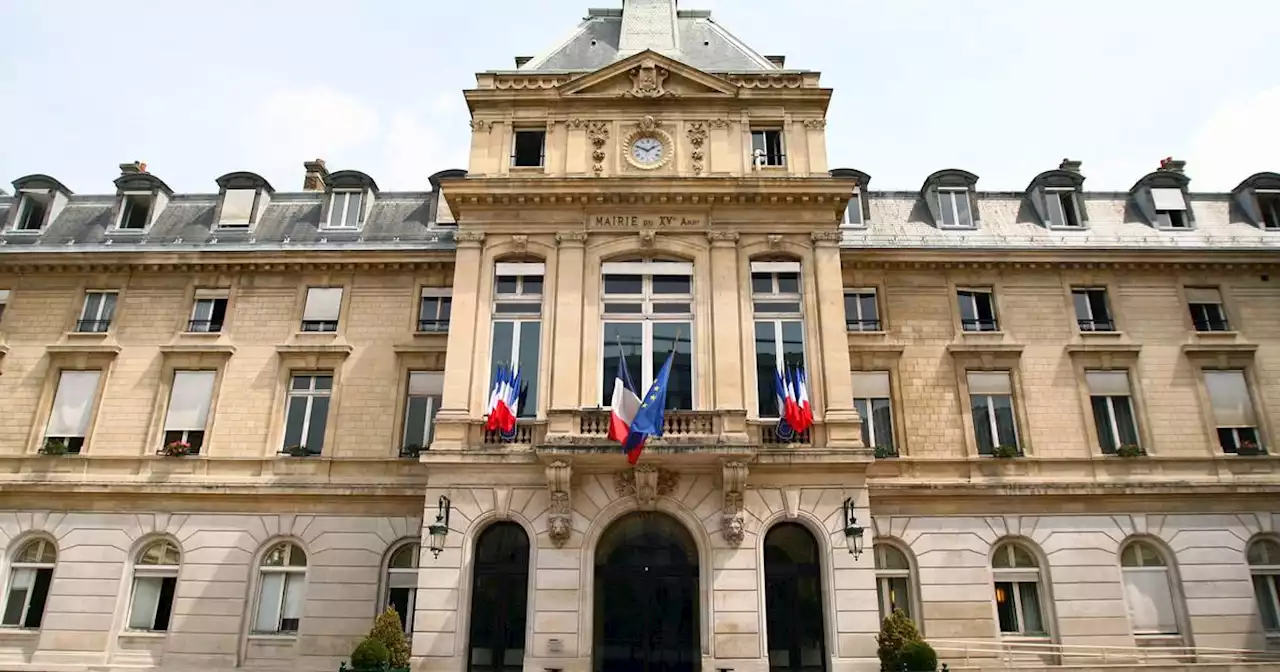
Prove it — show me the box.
[427,495,451,559]
[842,497,865,559]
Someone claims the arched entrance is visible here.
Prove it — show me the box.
[466,522,530,672]
[764,523,827,672]
[594,511,700,672]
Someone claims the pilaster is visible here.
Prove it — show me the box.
[812,231,862,449]
[707,231,749,441]
[431,231,485,451]
[547,231,588,438]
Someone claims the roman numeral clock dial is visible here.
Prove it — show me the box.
[631,136,664,167]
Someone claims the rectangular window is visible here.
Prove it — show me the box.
[218,188,256,228]
[492,262,545,419]
[282,373,332,455]
[2,561,53,628]
[188,289,228,333]
[128,574,177,631]
[957,288,998,332]
[45,370,102,454]
[1087,371,1139,454]
[842,193,864,227]
[1259,192,1280,230]
[852,372,894,451]
[325,191,364,229]
[118,194,152,230]
[417,289,452,333]
[1186,287,1229,332]
[844,288,880,331]
[968,371,1018,455]
[1204,370,1260,454]
[511,130,546,168]
[938,189,973,228]
[15,194,48,231]
[403,371,443,451]
[1151,188,1189,229]
[750,129,785,167]
[1045,189,1082,228]
[162,371,216,454]
[751,263,803,418]
[601,261,695,411]
[77,291,118,333]
[254,572,304,634]
[301,287,342,332]
[995,580,1045,634]
[0,289,8,325]
[1072,288,1115,332]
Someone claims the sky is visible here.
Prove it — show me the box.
[0,0,1276,195]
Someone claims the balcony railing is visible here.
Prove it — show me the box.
[186,319,223,333]
[483,420,537,445]
[75,319,111,333]
[847,318,882,332]
[416,319,450,333]
[578,409,717,440]
[1077,318,1116,332]
[759,420,811,446]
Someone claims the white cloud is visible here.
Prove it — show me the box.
[1188,87,1280,190]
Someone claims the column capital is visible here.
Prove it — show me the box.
[556,231,589,247]
[454,230,486,247]
[706,230,739,247]
[811,230,843,247]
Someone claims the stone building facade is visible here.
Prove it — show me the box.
[2,2,1280,671]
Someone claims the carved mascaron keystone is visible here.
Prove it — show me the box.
[614,465,679,510]
[721,461,748,546]
[546,460,572,547]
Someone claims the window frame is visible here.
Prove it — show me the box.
[281,372,333,456]
[873,542,919,627]
[1258,190,1280,231]
[1200,368,1264,454]
[1184,286,1231,332]
[749,128,786,167]
[160,369,218,455]
[14,193,49,231]
[1044,187,1083,229]
[852,371,895,452]
[116,192,153,231]
[77,290,119,333]
[126,539,181,632]
[187,288,230,333]
[749,262,803,419]
[300,286,344,333]
[600,260,697,410]
[381,542,420,634]
[324,190,364,230]
[1071,287,1116,332]
[1,538,56,629]
[991,541,1050,637]
[510,129,547,169]
[491,262,545,420]
[967,371,1021,455]
[938,188,975,229]
[957,287,1000,332]
[416,287,452,334]
[841,192,865,227]
[251,542,307,636]
[43,369,107,455]
[1247,537,1280,634]
[1118,539,1184,638]
[1085,370,1141,454]
[401,371,443,453]
[844,287,882,332]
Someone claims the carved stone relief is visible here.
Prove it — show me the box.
[546,460,572,547]
[721,460,748,546]
[587,121,610,176]
[469,119,492,132]
[614,464,679,510]
[625,59,675,99]
[686,122,708,175]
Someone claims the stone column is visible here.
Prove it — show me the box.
[431,230,485,451]
[811,231,862,449]
[708,231,749,441]
[546,231,588,438]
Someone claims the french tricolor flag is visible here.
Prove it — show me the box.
[484,364,520,434]
[607,353,645,464]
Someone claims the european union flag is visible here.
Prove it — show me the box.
[628,348,675,439]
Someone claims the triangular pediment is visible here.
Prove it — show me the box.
[557,50,738,99]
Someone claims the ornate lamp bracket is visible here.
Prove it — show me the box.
[546,460,573,548]
[721,460,749,546]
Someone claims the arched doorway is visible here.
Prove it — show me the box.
[594,511,699,672]
[467,522,530,672]
[764,523,827,672]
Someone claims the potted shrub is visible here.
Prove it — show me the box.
[874,445,898,459]
[1238,440,1265,456]
[877,609,921,672]
[341,608,410,671]
[899,640,939,671]
[160,440,191,457]
[39,438,68,456]
[399,444,423,459]
[991,444,1021,459]
[1115,444,1146,458]
[282,444,310,458]
[341,638,389,672]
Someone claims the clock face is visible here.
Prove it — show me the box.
[631,136,664,166]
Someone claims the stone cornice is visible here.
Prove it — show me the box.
[839,253,1280,270]
[0,252,456,274]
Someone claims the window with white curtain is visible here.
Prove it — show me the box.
[1086,371,1140,454]
[1203,370,1261,454]
[1247,538,1280,633]
[991,542,1047,636]
[45,370,102,454]
[384,543,419,633]
[162,371,216,454]
[301,287,343,332]
[402,372,443,452]
[1120,541,1180,636]
[127,540,180,632]
[253,542,307,634]
[874,543,915,623]
[968,371,1019,455]
[853,372,894,452]
[1,539,56,629]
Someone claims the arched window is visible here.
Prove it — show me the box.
[764,523,826,672]
[1,539,56,628]
[991,541,1047,636]
[128,540,180,631]
[874,543,915,623]
[601,258,695,410]
[1247,538,1280,633]
[384,543,419,632]
[252,542,307,634]
[1120,540,1180,636]
[467,523,530,672]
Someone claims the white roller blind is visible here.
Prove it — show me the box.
[1204,370,1256,426]
[601,261,693,276]
[751,261,801,274]
[220,189,257,224]
[1087,371,1131,396]
[1151,188,1187,211]
[967,371,1012,396]
[46,370,102,436]
[852,372,890,398]
[194,288,229,300]
[495,262,545,277]
[1184,287,1222,304]
[0,289,9,302]
[281,575,305,620]
[254,574,284,632]
[388,572,417,589]
[408,371,444,396]
[128,577,163,630]
[1123,569,1178,633]
[302,287,343,321]
[165,371,216,431]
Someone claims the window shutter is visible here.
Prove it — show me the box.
[220,189,257,224]
[165,371,216,431]
[1151,188,1187,211]
[495,262,545,277]
[851,372,891,398]
[408,371,444,396]
[750,261,801,274]
[303,288,343,321]
[1204,371,1256,426]
[1184,288,1221,304]
[47,371,102,436]
[1086,371,1131,396]
[601,261,693,276]
[967,371,1012,396]
[194,288,229,300]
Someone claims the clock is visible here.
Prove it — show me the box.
[631,136,665,166]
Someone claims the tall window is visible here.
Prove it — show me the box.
[763,523,826,672]
[991,542,1047,636]
[844,288,880,331]
[1247,538,1280,633]
[384,543,419,633]
[750,129,785,167]
[1120,541,1180,637]
[874,543,915,623]
[938,188,973,228]
[188,289,228,333]
[45,370,102,454]
[301,287,343,332]
[601,260,694,411]
[957,288,998,332]
[968,371,1019,455]
[1203,370,1261,453]
[402,372,443,452]
[325,190,364,229]
[492,262,544,419]
[852,372,894,452]
[1186,288,1229,332]
[467,523,530,672]
[162,371,216,454]
[1,539,55,629]
[77,290,117,333]
[418,288,452,333]
[283,373,332,455]
[253,542,307,635]
[751,261,804,418]
[127,540,180,632]
[1072,288,1114,332]
[1087,371,1140,454]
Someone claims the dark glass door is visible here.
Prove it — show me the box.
[467,523,530,672]
[595,512,699,672]
[764,523,827,672]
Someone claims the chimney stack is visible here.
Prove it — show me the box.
[119,161,147,175]
[1158,157,1186,174]
[303,159,329,191]
[1059,158,1082,174]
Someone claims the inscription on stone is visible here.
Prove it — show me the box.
[589,214,706,229]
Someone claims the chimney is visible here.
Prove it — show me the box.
[302,159,329,191]
[119,160,147,175]
[1158,157,1186,174]
[1059,158,1082,174]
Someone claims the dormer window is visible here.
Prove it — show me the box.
[1130,159,1193,230]
[921,169,980,229]
[213,172,273,230]
[1152,189,1189,229]
[111,163,169,233]
[118,194,152,230]
[938,189,972,228]
[219,189,257,228]
[1045,189,1081,228]
[15,193,48,231]
[843,193,863,227]
[1027,160,1088,229]
[326,191,363,229]
[320,171,378,231]
[830,168,872,229]
[1231,173,1280,231]
[1261,192,1280,230]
